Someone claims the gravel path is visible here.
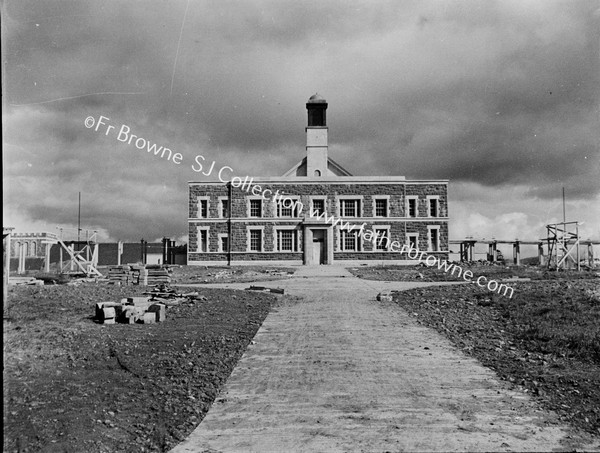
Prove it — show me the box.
[171,266,593,452]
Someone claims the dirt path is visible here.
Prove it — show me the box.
[171,266,596,452]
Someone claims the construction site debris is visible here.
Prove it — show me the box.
[245,285,285,295]
[106,264,172,286]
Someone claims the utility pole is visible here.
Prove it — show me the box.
[78,192,81,243]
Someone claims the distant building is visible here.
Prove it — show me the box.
[188,94,449,265]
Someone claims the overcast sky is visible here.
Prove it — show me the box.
[3,0,599,248]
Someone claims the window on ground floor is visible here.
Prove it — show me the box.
[340,229,360,251]
[276,229,299,252]
[428,228,440,252]
[197,229,208,252]
[374,228,389,250]
[249,229,262,252]
[407,233,419,251]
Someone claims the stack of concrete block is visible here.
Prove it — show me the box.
[95,297,166,324]
[107,265,134,285]
[146,265,171,285]
[129,264,148,286]
[107,265,150,286]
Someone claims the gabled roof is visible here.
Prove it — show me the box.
[282,157,353,177]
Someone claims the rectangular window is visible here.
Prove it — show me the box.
[407,198,417,218]
[429,198,438,218]
[221,199,229,218]
[341,229,359,251]
[249,199,262,218]
[375,199,388,217]
[277,199,301,217]
[198,229,208,252]
[249,230,262,251]
[429,228,439,252]
[277,230,296,252]
[407,234,419,251]
[311,199,325,216]
[198,199,208,218]
[374,228,389,250]
[341,199,360,217]
[220,235,229,253]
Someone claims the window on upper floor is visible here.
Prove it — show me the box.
[220,199,229,218]
[340,199,360,217]
[311,199,325,217]
[407,198,418,218]
[375,199,388,217]
[277,199,301,217]
[198,199,208,218]
[429,198,439,218]
[249,199,262,218]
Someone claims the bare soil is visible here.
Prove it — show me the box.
[390,279,600,437]
[3,280,281,453]
[348,263,600,282]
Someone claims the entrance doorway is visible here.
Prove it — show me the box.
[312,229,326,265]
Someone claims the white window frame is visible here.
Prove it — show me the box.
[197,226,210,253]
[246,226,265,252]
[218,233,229,253]
[218,197,230,219]
[406,196,418,218]
[273,226,300,252]
[336,195,364,218]
[372,195,390,218]
[427,195,440,218]
[373,226,391,251]
[337,225,362,252]
[406,232,419,252]
[197,196,210,219]
[428,226,440,252]
[309,196,327,217]
[247,197,263,218]
[276,196,302,218]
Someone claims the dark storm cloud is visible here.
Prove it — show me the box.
[3,0,599,240]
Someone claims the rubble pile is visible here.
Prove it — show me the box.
[95,284,207,324]
[96,297,165,324]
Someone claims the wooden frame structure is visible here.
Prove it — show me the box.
[545,221,580,270]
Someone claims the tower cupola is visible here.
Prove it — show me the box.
[305,93,328,177]
[306,93,328,126]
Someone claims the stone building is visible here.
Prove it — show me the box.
[188,94,448,265]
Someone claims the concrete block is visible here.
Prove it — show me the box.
[119,306,140,323]
[102,307,116,321]
[96,302,119,320]
[127,297,150,304]
[148,303,166,322]
[142,312,156,324]
[103,318,116,325]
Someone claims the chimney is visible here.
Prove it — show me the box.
[306,93,328,177]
